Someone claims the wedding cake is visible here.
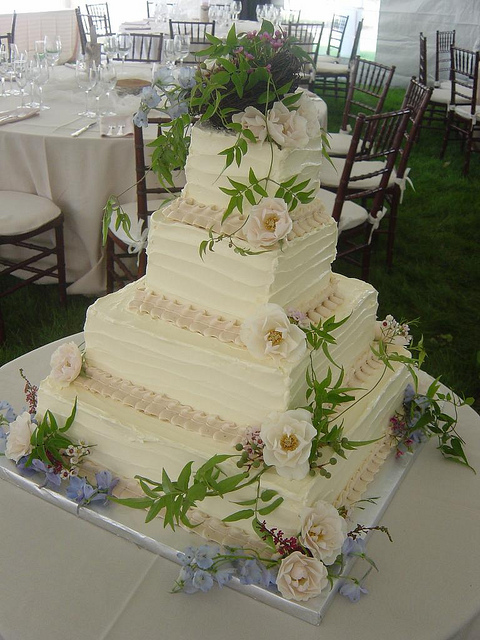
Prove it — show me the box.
[37,84,411,548]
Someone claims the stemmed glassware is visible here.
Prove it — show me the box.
[14,60,29,107]
[103,35,119,63]
[163,38,178,69]
[97,62,117,116]
[29,55,50,110]
[116,34,132,70]
[174,34,190,65]
[0,46,8,97]
[76,58,97,118]
[44,35,62,69]
[231,1,242,21]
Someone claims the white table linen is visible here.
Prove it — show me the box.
[0,64,151,295]
[0,335,480,639]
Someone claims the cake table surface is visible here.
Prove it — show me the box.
[1,334,480,640]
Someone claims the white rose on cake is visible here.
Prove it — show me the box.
[49,341,83,388]
[267,101,309,148]
[299,501,348,565]
[231,106,272,143]
[276,551,329,601]
[5,411,36,463]
[295,91,321,139]
[240,303,306,363]
[244,198,292,248]
[260,408,315,479]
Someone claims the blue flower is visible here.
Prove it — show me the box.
[177,546,196,566]
[177,66,196,90]
[178,566,198,594]
[192,569,214,592]
[66,476,96,503]
[31,459,62,488]
[237,558,270,587]
[153,67,175,86]
[339,579,368,603]
[165,100,188,120]
[342,537,366,557]
[133,109,148,128]
[195,544,220,570]
[141,85,161,108]
[95,470,119,494]
[0,400,16,423]
[214,566,235,587]
[15,456,37,478]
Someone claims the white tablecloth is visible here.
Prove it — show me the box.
[0,336,480,639]
[0,63,151,295]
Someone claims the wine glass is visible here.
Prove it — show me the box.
[116,34,132,70]
[44,35,62,68]
[14,60,29,107]
[0,46,8,97]
[231,1,242,21]
[6,43,19,94]
[103,35,118,63]
[174,34,190,65]
[76,58,97,117]
[163,38,177,69]
[98,62,117,115]
[34,40,46,60]
[255,4,265,22]
[29,56,50,110]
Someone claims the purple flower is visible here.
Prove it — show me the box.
[339,579,368,603]
[192,569,214,592]
[66,476,96,503]
[342,537,367,557]
[95,470,119,494]
[31,459,62,488]
[0,400,16,423]
[195,544,220,570]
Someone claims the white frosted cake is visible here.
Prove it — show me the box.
[37,89,411,548]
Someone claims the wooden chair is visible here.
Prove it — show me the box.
[0,193,67,344]
[440,47,480,176]
[124,33,163,62]
[317,109,411,280]
[311,18,363,100]
[435,29,455,88]
[75,8,107,55]
[85,3,114,37]
[169,20,215,45]
[287,22,324,86]
[0,32,12,54]
[418,32,451,131]
[324,57,396,157]
[106,117,184,293]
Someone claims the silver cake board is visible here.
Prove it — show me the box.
[0,439,425,626]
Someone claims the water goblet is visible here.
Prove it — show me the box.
[29,56,50,110]
[14,61,28,107]
[117,34,132,70]
[232,1,242,21]
[174,34,190,65]
[163,38,177,69]
[103,35,118,63]
[34,40,46,60]
[76,58,97,117]
[0,46,9,97]
[255,4,265,22]
[44,35,62,69]
[98,62,117,115]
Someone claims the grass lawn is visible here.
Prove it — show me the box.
[1,87,479,409]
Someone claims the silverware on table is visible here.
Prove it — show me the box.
[71,121,97,137]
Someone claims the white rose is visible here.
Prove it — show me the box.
[299,500,348,565]
[260,408,315,480]
[231,106,269,143]
[276,551,329,601]
[5,411,36,463]
[240,304,307,363]
[295,91,321,139]
[49,341,83,388]
[244,197,292,248]
[267,101,309,148]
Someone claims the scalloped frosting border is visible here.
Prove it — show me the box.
[161,195,331,241]
[128,279,345,346]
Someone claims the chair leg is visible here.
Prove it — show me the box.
[0,302,5,345]
[386,189,400,271]
[462,127,473,176]
[54,223,67,307]
[440,112,453,159]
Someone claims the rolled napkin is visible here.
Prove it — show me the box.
[0,107,40,126]
[99,114,134,137]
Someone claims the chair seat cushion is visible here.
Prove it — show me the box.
[319,157,396,190]
[315,61,350,74]
[0,191,61,235]
[109,197,172,246]
[317,188,369,233]
[326,130,362,157]
[316,54,340,64]
[430,88,451,105]
[454,105,480,121]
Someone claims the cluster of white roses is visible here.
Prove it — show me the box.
[49,341,84,388]
[232,91,321,149]
[276,500,348,601]
[374,315,412,347]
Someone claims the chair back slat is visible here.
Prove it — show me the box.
[396,77,432,178]
[419,32,427,86]
[326,14,349,58]
[85,3,113,36]
[287,22,324,62]
[348,19,363,64]
[449,46,479,116]
[341,57,396,130]
[435,29,455,83]
[169,20,216,45]
[127,33,163,62]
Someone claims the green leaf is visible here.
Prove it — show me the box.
[252,518,276,550]
[145,497,167,523]
[60,398,77,432]
[260,489,277,502]
[258,497,283,515]
[222,508,255,522]
[177,461,194,491]
[109,496,154,509]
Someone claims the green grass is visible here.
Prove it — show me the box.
[1,87,479,409]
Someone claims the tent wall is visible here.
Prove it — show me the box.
[375,0,480,87]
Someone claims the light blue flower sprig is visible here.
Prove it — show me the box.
[67,471,119,508]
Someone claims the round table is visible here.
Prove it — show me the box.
[0,336,479,640]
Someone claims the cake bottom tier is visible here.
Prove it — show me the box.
[37,349,410,546]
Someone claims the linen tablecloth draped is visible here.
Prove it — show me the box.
[0,10,79,63]
[0,337,480,639]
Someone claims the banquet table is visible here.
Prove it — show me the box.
[0,335,480,640]
[0,63,152,295]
